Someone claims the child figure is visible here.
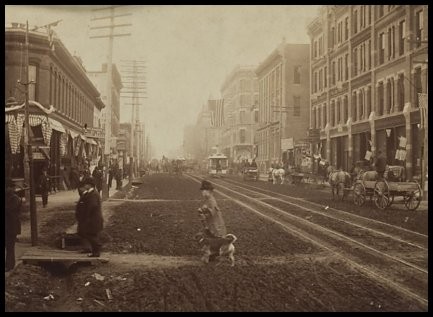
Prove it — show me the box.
[198,180,227,262]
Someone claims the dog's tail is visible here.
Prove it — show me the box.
[224,234,237,244]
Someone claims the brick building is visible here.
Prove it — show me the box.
[5,23,105,188]
[220,65,259,164]
[255,42,310,172]
[307,5,428,181]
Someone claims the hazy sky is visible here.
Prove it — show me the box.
[5,5,320,158]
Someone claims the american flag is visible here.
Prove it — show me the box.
[208,99,224,127]
[418,93,427,129]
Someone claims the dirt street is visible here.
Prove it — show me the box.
[5,174,427,311]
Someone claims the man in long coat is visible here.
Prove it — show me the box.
[76,177,104,257]
[38,169,50,208]
[5,179,22,271]
[92,164,103,193]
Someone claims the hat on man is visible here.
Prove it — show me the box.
[80,176,96,187]
[200,180,214,191]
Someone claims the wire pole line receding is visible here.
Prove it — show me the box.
[89,5,131,200]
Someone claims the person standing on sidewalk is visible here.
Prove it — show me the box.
[76,177,104,257]
[5,179,22,272]
[92,164,103,193]
[38,169,50,208]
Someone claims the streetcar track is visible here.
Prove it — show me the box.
[223,177,428,242]
[185,174,428,307]
[219,178,427,251]
[212,178,427,274]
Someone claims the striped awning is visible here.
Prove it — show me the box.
[5,114,15,124]
[48,118,65,133]
[29,114,48,127]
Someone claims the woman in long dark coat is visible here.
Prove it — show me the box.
[76,177,104,257]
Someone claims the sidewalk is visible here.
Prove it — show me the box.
[6,180,130,275]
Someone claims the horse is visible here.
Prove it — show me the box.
[327,167,352,200]
[271,168,286,185]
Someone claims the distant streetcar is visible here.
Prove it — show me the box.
[208,154,228,178]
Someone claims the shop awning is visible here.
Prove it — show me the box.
[48,118,65,133]
[86,138,97,145]
[69,130,79,139]
[80,134,87,141]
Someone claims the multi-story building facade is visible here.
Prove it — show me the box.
[307,5,428,182]
[87,63,123,157]
[220,65,259,164]
[5,23,105,188]
[255,42,310,172]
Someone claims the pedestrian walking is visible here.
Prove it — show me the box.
[92,164,103,193]
[38,169,50,208]
[5,179,22,272]
[115,167,122,190]
[375,150,387,179]
[70,166,80,190]
[76,177,104,257]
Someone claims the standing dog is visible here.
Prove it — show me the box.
[195,231,237,267]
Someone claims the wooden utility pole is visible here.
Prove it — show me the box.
[89,5,131,199]
[120,60,147,179]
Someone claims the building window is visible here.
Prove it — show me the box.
[378,5,384,18]
[324,66,327,88]
[240,110,246,124]
[359,89,364,119]
[345,17,349,40]
[336,99,341,124]
[379,32,385,64]
[254,109,259,123]
[293,96,301,117]
[28,64,37,101]
[368,6,371,25]
[344,96,348,123]
[354,10,358,34]
[240,129,246,144]
[330,101,335,126]
[352,92,357,121]
[331,27,335,47]
[323,103,327,127]
[399,20,406,56]
[366,86,371,117]
[318,106,322,129]
[378,82,384,116]
[414,67,423,107]
[391,26,395,58]
[353,48,358,76]
[416,10,423,46]
[332,61,336,85]
[360,6,364,29]
[368,40,371,69]
[294,65,301,84]
[345,54,349,81]
[319,69,323,91]
[314,41,318,58]
[338,21,342,43]
[397,74,404,111]
[387,28,392,60]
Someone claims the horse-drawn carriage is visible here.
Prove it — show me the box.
[352,165,422,210]
[243,166,259,181]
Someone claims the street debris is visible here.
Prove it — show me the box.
[137,228,142,232]
[404,217,409,223]
[106,288,113,300]
[43,294,54,301]
[305,215,312,220]
[93,299,106,307]
[85,282,91,287]
[76,297,83,302]
[92,273,105,281]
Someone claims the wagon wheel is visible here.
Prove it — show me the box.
[404,182,422,211]
[336,182,345,201]
[353,181,366,206]
[374,179,390,210]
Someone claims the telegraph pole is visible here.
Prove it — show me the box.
[120,60,147,179]
[89,5,131,199]
[20,21,38,245]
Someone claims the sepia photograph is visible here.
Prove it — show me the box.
[4,4,428,312]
